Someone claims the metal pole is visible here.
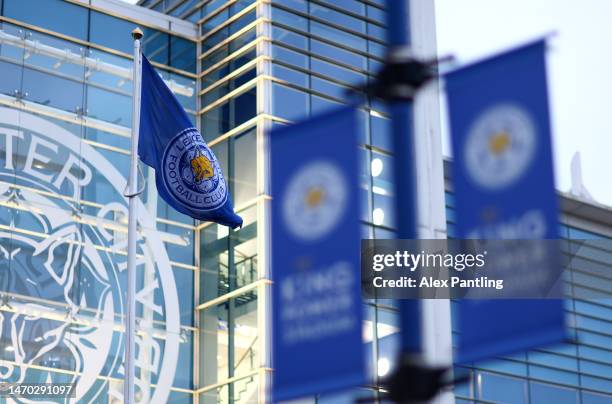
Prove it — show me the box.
[385,0,422,355]
[125,26,144,404]
[408,1,455,401]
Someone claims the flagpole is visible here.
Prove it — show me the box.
[125,27,144,404]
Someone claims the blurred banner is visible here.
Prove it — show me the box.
[270,106,364,400]
[446,40,566,363]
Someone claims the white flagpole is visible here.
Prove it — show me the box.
[124,26,144,404]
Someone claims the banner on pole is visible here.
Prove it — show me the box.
[445,40,566,363]
[270,106,364,400]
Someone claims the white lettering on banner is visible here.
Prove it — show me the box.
[0,107,179,404]
[467,209,547,239]
[280,261,357,344]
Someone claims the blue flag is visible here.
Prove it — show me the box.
[446,40,566,363]
[138,56,242,228]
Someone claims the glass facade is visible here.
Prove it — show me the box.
[0,0,611,403]
[0,0,198,402]
[193,0,390,402]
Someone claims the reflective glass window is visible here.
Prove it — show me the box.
[156,191,195,225]
[311,58,365,85]
[372,195,394,229]
[528,364,579,386]
[359,147,372,222]
[84,126,130,152]
[318,0,365,16]
[368,40,386,58]
[90,11,170,65]
[169,0,199,17]
[272,25,308,49]
[373,226,396,239]
[166,71,197,111]
[163,224,195,266]
[581,375,612,393]
[310,3,366,34]
[202,0,230,17]
[371,114,392,151]
[272,0,307,13]
[4,0,89,40]
[367,5,386,23]
[172,267,195,325]
[202,9,228,35]
[201,68,256,106]
[579,345,612,364]
[143,30,171,65]
[271,7,308,30]
[311,94,341,115]
[198,289,259,385]
[186,8,203,23]
[311,76,346,100]
[477,357,528,377]
[369,58,384,73]
[580,358,612,376]
[271,83,309,121]
[311,21,367,53]
[86,49,133,92]
[202,28,256,70]
[233,129,257,206]
[202,48,256,85]
[272,63,309,87]
[201,87,256,141]
[310,39,368,70]
[231,0,256,15]
[530,382,578,404]
[24,31,86,78]
[271,44,308,69]
[479,372,527,404]
[202,10,256,53]
[22,68,84,113]
[453,369,473,399]
[87,86,132,126]
[0,60,21,97]
[170,36,197,73]
[0,23,26,64]
[368,23,387,41]
[582,391,612,404]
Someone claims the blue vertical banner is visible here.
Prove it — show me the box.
[446,40,566,363]
[270,106,364,400]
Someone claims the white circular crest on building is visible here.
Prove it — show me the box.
[282,160,347,241]
[162,128,227,211]
[0,107,180,404]
[464,104,537,190]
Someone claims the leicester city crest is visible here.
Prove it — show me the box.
[0,107,180,403]
[162,128,227,211]
[282,160,347,241]
[464,104,537,190]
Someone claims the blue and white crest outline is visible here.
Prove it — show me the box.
[463,103,538,191]
[161,127,228,211]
